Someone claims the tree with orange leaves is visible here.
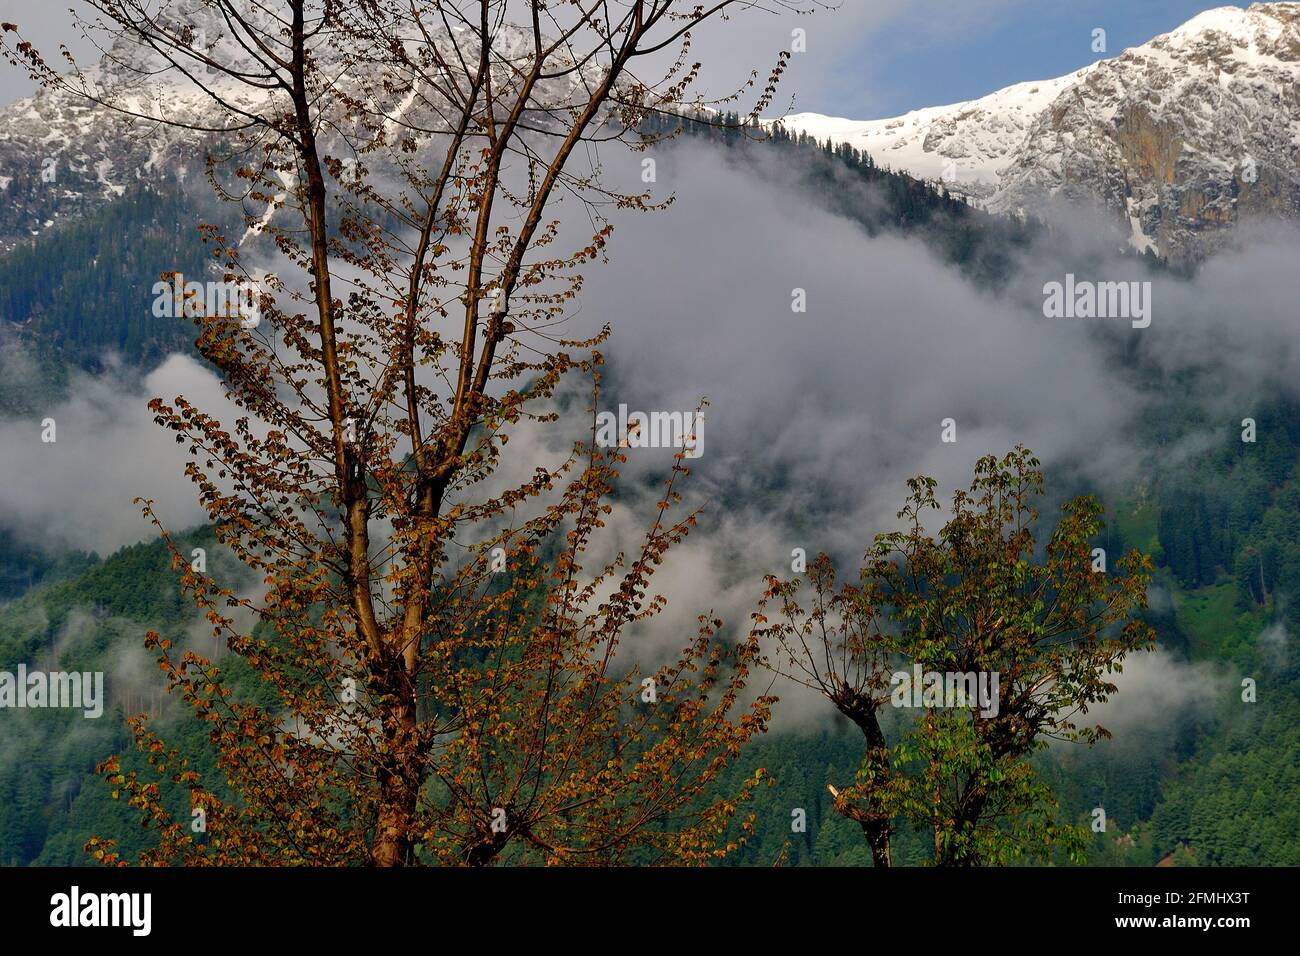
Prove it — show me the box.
[2,0,808,865]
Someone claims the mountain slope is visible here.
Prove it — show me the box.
[776,3,1300,261]
[0,3,599,253]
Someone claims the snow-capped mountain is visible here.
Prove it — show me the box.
[0,3,285,248]
[0,2,588,251]
[3,3,1300,263]
[776,3,1300,261]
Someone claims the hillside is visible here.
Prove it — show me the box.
[0,4,1296,869]
[776,3,1300,262]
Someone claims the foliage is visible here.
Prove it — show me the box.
[757,447,1155,865]
[0,0,801,867]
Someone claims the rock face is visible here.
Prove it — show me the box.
[0,3,582,252]
[777,3,1300,263]
[0,4,261,250]
[3,3,1299,264]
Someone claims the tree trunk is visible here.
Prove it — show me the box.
[835,692,894,867]
[369,664,419,866]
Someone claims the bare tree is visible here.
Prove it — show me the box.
[4,0,807,866]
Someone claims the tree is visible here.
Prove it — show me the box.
[756,447,1155,865]
[4,0,802,866]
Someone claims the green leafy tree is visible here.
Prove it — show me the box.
[757,447,1155,865]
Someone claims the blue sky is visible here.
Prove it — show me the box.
[820,0,1251,118]
[0,0,1257,113]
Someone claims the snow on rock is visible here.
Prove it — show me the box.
[772,3,1300,262]
[0,0,587,250]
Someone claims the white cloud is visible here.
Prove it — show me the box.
[0,353,233,555]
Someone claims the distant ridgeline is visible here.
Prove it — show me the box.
[0,107,1298,866]
[0,107,1172,383]
[639,110,1051,287]
[0,109,1056,380]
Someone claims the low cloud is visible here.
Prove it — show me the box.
[1085,649,1232,734]
[0,352,232,555]
[3,130,1296,738]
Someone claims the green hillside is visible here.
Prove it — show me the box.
[0,115,1296,866]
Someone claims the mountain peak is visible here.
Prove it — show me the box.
[1161,2,1294,46]
[774,2,1300,261]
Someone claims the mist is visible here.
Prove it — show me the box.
[2,128,1296,734]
